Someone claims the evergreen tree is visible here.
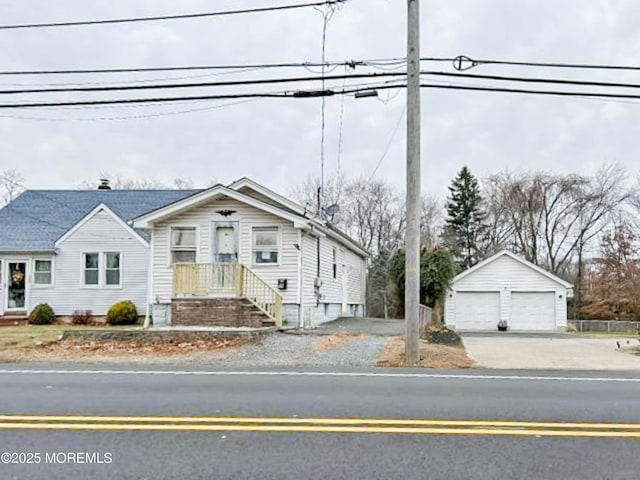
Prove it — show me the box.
[443,166,486,269]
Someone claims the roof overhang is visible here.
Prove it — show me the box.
[133,185,311,229]
[55,203,149,248]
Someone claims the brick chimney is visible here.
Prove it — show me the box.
[97,178,111,190]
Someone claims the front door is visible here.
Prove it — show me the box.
[6,261,27,312]
[212,222,239,263]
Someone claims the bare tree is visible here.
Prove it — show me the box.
[421,194,442,250]
[77,173,196,190]
[0,169,25,205]
[485,165,630,279]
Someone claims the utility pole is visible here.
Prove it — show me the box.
[405,0,421,365]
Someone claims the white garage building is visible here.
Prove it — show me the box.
[445,250,573,331]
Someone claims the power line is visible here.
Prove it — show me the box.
[9,81,640,109]
[6,56,640,78]
[0,99,258,122]
[369,104,406,179]
[0,59,400,76]
[0,0,347,30]
[7,69,640,97]
[448,55,640,72]
[0,71,405,95]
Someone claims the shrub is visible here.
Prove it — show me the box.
[105,300,138,326]
[29,303,55,325]
[71,309,94,326]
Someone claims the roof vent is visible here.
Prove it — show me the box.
[98,178,111,190]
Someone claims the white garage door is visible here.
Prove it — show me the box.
[455,292,500,330]
[510,292,556,331]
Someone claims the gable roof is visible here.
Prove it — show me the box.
[134,178,369,258]
[228,177,308,216]
[55,203,150,248]
[133,184,310,228]
[452,250,573,288]
[0,189,200,252]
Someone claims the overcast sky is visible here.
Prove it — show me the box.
[1,0,639,202]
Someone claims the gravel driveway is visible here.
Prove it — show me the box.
[213,332,392,367]
[462,333,640,370]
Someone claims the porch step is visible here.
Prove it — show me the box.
[171,297,271,328]
[0,315,29,326]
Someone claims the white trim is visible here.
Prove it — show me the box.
[211,221,240,264]
[55,203,149,248]
[143,229,155,328]
[133,185,308,229]
[4,259,29,312]
[452,250,573,289]
[80,251,122,289]
[31,257,54,288]
[132,181,368,259]
[103,251,123,289]
[228,177,308,216]
[250,225,281,267]
[80,251,100,289]
[296,230,303,328]
[168,225,198,266]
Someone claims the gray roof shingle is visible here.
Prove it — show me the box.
[0,189,201,252]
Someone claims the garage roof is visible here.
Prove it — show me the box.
[452,250,573,288]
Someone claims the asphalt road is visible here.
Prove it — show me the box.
[1,365,639,479]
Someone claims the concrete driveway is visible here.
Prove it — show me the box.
[462,332,640,370]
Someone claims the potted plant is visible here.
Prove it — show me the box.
[497,320,508,332]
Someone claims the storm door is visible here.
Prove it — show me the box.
[6,261,27,311]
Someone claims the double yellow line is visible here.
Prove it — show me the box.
[0,415,639,438]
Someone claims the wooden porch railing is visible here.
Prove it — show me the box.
[173,263,283,327]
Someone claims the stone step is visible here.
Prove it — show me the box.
[171,297,274,328]
[0,316,29,326]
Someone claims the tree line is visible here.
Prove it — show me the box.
[293,163,640,322]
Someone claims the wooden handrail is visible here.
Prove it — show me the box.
[173,263,283,327]
[238,264,283,327]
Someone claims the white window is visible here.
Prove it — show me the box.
[171,227,196,263]
[252,227,278,264]
[84,253,99,286]
[33,259,53,285]
[83,252,121,287]
[105,252,121,286]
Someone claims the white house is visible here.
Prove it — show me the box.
[0,187,197,320]
[445,250,573,331]
[133,178,368,328]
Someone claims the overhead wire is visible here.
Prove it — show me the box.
[9,70,640,96]
[0,0,347,30]
[0,99,258,122]
[369,104,406,179]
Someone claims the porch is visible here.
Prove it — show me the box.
[172,263,283,327]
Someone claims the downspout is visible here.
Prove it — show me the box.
[297,230,304,329]
[143,229,154,329]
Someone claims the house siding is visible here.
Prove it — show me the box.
[32,209,149,316]
[445,254,569,330]
[151,197,299,304]
[299,231,366,325]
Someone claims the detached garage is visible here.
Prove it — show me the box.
[445,250,573,331]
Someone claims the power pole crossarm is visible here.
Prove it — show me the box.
[405,0,421,365]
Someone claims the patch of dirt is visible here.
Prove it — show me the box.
[312,333,366,353]
[0,337,254,364]
[377,336,474,368]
